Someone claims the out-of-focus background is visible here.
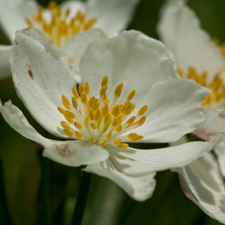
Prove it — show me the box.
[0,0,225,224]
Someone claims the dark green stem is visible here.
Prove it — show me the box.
[37,151,52,225]
[71,172,92,225]
[0,158,13,225]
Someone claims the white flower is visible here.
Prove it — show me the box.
[0,0,139,80]
[0,27,221,201]
[158,0,225,222]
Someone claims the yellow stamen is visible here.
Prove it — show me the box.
[74,122,82,129]
[130,135,144,141]
[84,82,89,94]
[63,129,73,137]
[105,133,111,139]
[81,92,87,104]
[91,123,97,129]
[90,138,95,143]
[78,83,84,94]
[75,131,82,139]
[61,121,70,129]
[99,140,106,146]
[127,90,136,101]
[138,105,148,116]
[117,143,129,149]
[113,139,121,144]
[58,107,65,114]
[114,83,123,97]
[101,76,108,87]
[72,88,80,99]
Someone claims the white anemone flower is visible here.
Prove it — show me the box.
[0,27,222,201]
[0,0,140,80]
[158,0,225,222]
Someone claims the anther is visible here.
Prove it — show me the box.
[114,83,123,97]
[58,107,66,114]
[81,92,87,104]
[62,95,71,105]
[100,85,107,96]
[101,76,108,87]
[117,143,129,149]
[105,133,111,139]
[89,138,95,143]
[89,110,95,121]
[61,121,70,129]
[65,111,75,118]
[75,131,83,139]
[112,104,121,117]
[72,97,78,109]
[65,115,74,124]
[138,116,146,126]
[78,83,84,94]
[126,116,136,124]
[128,133,139,139]
[113,139,121,144]
[116,125,122,132]
[130,135,144,141]
[63,129,73,137]
[138,105,148,116]
[102,105,109,117]
[84,82,89,94]
[99,140,106,146]
[94,109,102,122]
[74,122,83,129]
[72,88,80,99]
[127,90,136,101]
[90,123,97,130]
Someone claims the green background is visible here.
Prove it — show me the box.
[0,0,225,224]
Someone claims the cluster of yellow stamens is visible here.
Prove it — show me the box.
[26,1,97,47]
[178,67,225,107]
[58,76,147,149]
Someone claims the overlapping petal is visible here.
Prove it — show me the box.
[157,0,224,81]
[43,140,109,167]
[86,0,140,37]
[133,79,209,142]
[63,28,105,83]
[0,0,37,42]
[104,135,224,176]
[80,30,179,102]
[0,100,53,148]
[175,154,225,223]
[83,159,156,201]
[10,28,75,137]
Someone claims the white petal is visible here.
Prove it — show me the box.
[0,0,37,42]
[0,100,53,148]
[133,79,210,143]
[83,158,156,201]
[80,30,179,102]
[105,135,224,176]
[214,143,225,177]
[43,140,109,167]
[59,1,86,21]
[193,108,225,141]
[86,0,140,37]
[174,154,225,223]
[0,45,11,80]
[10,28,75,138]
[63,28,105,83]
[157,0,224,81]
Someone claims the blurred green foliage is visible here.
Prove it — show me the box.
[0,0,225,224]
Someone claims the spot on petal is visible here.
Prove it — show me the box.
[56,144,72,157]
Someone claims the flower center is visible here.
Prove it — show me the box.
[178,67,225,108]
[25,1,97,47]
[57,76,147,149]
